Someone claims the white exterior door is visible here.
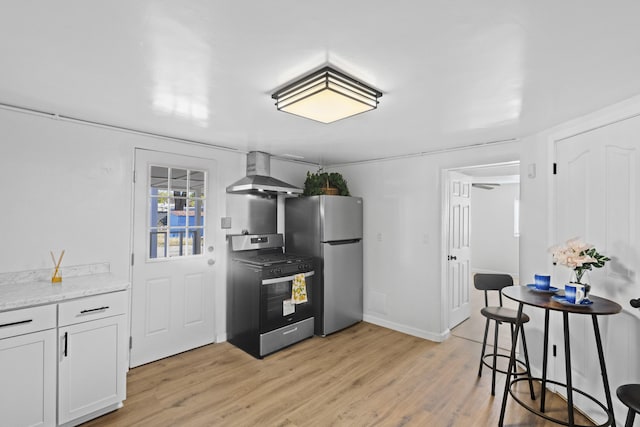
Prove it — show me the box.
[130,149,217,367]
[448,171,472,329]
[554,115,640,423]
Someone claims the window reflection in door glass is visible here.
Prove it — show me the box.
[148,165,206,260]
[170,168,188,192]
[149,166,168,194]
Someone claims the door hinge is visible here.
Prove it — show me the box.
[553,163,557,175]
[129,336,133,350]
[552,344,557,357]
[131,253,134,266]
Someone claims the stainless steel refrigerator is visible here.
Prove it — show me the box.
[285,195,363,336]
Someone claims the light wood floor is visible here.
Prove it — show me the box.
[451,284,519,350]
[84,322,594,427]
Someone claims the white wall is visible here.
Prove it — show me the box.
[519,95,640,422]
[329,142,521,340]
[470,183,519,277]
[0,106,311,341]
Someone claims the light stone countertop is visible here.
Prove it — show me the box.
[0,273,130,312]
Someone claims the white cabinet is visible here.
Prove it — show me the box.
[0,305,57,427]
[58,291,128,426]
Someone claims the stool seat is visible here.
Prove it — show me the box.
[617,384,640,427]
[481,307,530,324]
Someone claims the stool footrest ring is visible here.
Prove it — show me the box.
[482,353,529,376]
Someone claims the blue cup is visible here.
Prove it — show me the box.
[565,283,586,304]
[534,274,551,290]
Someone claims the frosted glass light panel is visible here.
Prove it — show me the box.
[148,165,206,259]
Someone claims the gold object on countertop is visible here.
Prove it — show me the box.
[51,250,65,283]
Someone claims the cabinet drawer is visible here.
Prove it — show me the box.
[0,304,57,339]
[59,291,128,326]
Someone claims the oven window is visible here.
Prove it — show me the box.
[262,276,313,331]
[148,166,206,259]
[265,282,291,319]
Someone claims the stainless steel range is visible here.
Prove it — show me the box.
[227,233,314,358]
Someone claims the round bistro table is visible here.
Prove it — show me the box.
[498,285,622,427]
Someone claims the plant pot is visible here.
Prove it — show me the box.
[322,187,339,195]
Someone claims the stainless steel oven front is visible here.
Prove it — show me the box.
[260,270,314,333]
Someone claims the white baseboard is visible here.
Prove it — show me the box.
[216,332,227,343]
[363,314,450,342]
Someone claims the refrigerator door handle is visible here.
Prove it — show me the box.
[326,239,361,245]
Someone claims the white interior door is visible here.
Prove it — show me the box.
[130,149,217,367]
[554,116,640,423]
[448,171,472,329]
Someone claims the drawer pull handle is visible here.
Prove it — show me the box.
[283,327,298,335]
[79,306,109,314]
[0,319,33,328]
[63,332,68,357]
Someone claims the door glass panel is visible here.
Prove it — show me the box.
[191,199,205,227]
[170,168,188,192]
[148,165,206,259]
[189,170,205,196]
[149,166,168,194]
[189,228,204,255]
[150,231,168,258]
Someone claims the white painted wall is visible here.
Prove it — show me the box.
[0,106,311,342]
[328,142,521,340]
[519,95,640,423]
[470,183,519,277]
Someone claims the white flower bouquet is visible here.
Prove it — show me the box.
[549,238,610,283]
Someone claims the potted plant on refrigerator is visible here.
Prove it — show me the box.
[303,170,350,196]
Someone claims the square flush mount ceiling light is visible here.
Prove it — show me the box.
[271,66,382,124]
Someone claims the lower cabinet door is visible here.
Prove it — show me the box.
[0,329,56,427]
[58,315,127,425]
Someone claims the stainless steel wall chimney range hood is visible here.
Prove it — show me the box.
[226,151,303,195]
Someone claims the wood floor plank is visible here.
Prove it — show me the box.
[84,322,595,427]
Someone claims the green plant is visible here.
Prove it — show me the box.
[303,170,350,196]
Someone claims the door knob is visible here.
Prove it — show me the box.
[208,259,215,266]
[208,246,214,252]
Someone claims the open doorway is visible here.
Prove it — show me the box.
[444,161,520,349]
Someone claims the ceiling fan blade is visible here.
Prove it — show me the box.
[472,183,501,190]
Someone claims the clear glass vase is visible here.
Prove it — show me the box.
[570,270,591,298]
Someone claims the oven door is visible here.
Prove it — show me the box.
[260,271,314,333]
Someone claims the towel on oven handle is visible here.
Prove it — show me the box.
[292,273,308,304]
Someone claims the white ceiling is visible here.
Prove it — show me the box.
[1,1,640,165]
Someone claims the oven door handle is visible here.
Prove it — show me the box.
[261,271,314,285]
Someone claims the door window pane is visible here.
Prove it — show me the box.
[148,165,206,259]
[150,166,168,194]
[170,168,188,192]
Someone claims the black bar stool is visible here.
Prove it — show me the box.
[475,273,535,397]
[617,383,640,427]
[617,299,640,427]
